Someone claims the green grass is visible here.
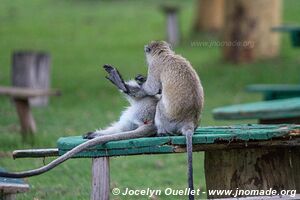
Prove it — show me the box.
[0,0,300,199]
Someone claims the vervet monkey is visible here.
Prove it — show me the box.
[1,42,204,200]
[127,41,204,200]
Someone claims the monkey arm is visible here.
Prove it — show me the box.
[0,124,156,178]
[131,74,161,97]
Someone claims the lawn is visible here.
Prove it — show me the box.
[0,0,300,199]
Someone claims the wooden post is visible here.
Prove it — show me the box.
[205,148,297,198]
[194,0,224,33]
[259,119,300,193]
[222,0,282,63]
[91,157,110,200]
[12,51,51,107]
[14,98,36,138]
[162,5,180,47]
[1,194,16,200]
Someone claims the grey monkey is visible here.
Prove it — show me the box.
[127,41,204,200]
[0,41,204,200]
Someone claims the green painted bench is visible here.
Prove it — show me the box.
[12,124,300,199]
[246,84,300,100]
[213,97,300,124]
[0,168,29,200]
[272,26,300,47]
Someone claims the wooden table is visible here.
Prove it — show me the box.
[12,124,300,199]
[213,97,300,124]
[0,86,60,139]
[272,26,300,47]
[246,84,300,100]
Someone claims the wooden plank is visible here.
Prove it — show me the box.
[12,148,59,159]
[58,125,298,150]
[2,194,16,200]
[9,125,300,158]
[91,157,110,200]
[56,124,300,158]
[16,137,300,158]
[213,97,300,120]
[205,148,297,198]
[246,84,300,100]
[246,84,300,93]
[272,25,300,32]
[0,86,60,99]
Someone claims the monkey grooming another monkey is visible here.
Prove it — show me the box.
[84,65,158,138]
[0,42,204,200]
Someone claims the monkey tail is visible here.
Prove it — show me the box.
[182,126,195,200]
[0,124,156,178]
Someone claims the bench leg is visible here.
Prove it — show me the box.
[91,157,110,200]
[2,194,16,200]
[205,148,297,198]
[14,98,36,139]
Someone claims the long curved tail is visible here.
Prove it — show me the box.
[183,128,194,200]
[0,124,156,178]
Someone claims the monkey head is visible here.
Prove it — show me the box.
[144,41,173,65]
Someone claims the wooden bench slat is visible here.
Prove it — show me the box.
[246,84,300,93]
[213,97,300,120]
[272,25,300,32]
[0,168,29,194]
[0,86,60,99]
[55,124,300,158]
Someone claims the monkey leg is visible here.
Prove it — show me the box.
[83,121,138,139]
[103,64,129,93]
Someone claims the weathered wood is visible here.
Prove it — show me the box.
[259,117,300,124]
[0,168,29,197]
[12,51,51,107]
[222,0,282,63]
[161,5,180,46]
[213,97,300,121]
[57,125,300,158]
[193,0,224,32]
[292,149,300,191]
[272,25,300,47]
[0,86,60,99]
[246,84,300,100]
[12,148,59,159]
[91,157,110,200]
[205,148,297,198]
[14,99,36,137]
[2,194,16,200]
[14,137,300,159]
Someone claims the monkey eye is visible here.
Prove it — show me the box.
[144,46,151,53]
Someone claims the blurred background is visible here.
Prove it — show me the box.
[0,0,299,199]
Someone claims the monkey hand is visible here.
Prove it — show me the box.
[83,132,106,139]
[135,74,147,85]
